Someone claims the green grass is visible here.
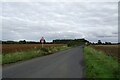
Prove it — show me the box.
[0,54,2,64]
[84,46,120,79]
[2,46,70,64]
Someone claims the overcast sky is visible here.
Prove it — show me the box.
[1,2,118,42]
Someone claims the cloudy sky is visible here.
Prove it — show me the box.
[1,2,118,42]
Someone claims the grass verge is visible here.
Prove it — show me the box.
[0,54,2,64]
[2,46,70,65]
[84,46,120,79]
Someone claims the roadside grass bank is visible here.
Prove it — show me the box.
[2,46,70,65]
[84,46,120,79]
[0,54,2,64]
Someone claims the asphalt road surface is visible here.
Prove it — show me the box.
[3,46,85,78]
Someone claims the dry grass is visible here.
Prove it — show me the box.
[91,45,119,62]
[2,44,66,54]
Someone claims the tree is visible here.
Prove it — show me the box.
[105,42,111,45]
[19,40,26,44]
[98,40,102,44]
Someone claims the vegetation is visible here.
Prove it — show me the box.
[2,44,66,54]
[84,46,120,79]
[53,38,89,47]
[2,46,70,64]
[0,54,2,64]
[2,40,51,44]
[91,45,119,62]
[98,40,102,44]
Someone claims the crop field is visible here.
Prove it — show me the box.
[91,45,119,62]
[2,44,66,54]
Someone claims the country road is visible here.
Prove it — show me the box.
[3,46,85,78]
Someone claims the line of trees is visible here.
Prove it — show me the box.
[2,40,53,44]
[91,40,119,45]
[2,39,119,45]
[2,40,39,44]
[2,38,90,46]
[97,40,112,45]
[53,38,90,46]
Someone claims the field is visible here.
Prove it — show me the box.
[91,45,119,62]
[2,44,66,54]
[1,44,69,64]
[84,46,120,78]
[2,46,69,64]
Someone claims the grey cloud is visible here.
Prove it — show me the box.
[2,2,118,42]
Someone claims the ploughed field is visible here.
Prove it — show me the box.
[91,45,119,62]
[2,44,66,54]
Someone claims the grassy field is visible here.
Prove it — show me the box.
[84,46,120,79]
[2,45,70,64]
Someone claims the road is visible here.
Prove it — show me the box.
[3,46,85,78]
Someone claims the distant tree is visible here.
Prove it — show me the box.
[0,40,2,44]
[105,42,112,45]
[92,42,95,45]
[23,40,26,44]
[19,40,26,44]
[98,40,102,44]
[7,41,15,44]
[53,38,89,47]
